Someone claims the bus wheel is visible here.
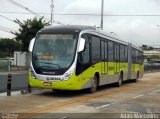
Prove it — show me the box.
[135,72,139,82]
[116,73,123,87]
[89,75,98,93]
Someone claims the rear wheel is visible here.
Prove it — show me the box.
[88,75,98,93]
[135,72,139,82]
[116,73,123,87]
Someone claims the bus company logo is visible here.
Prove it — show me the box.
[46,77,57,80]
[46,77,61,81]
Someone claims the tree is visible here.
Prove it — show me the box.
[0,38,20,57]
[12,17,49,51]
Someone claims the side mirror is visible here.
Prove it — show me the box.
[78,38,85,52]
[28,38,35,52]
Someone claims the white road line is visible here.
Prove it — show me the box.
[96,102,117,109]
[152,90,160,93]
[132,94,144,99]
[59,117,68,119]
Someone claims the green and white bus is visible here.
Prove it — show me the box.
[28,25,144,93]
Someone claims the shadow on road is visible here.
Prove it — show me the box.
[34,80,138,98]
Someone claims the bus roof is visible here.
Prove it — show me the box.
[38,25,142,51]
[38,25,96,34]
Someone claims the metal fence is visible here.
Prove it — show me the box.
[0,58,10,71]
[144,64,160,72]
[0,75,8,92]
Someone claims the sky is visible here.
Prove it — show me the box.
[0,0,160,47]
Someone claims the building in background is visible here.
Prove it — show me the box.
[14,51,30,67]
[142,45,160,60]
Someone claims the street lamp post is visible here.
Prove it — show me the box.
[51,0,54,26]
[100,0,104,30]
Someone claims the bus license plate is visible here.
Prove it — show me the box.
[43,82,52,86]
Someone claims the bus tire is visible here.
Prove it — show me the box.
[135,72,139,82]
[116,73,123,87]
[88,75,98,93]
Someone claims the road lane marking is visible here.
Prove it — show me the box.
[26,86,136,113]
[20,76,160,118]
[152,90,160,93]
[20,85,137,118]
[132,94,144,99]
[59,117,68,119]
[96,102,117,109]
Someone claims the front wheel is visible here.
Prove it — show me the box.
[88,75,98,93]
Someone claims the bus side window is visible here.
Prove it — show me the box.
[81,34,91,66]
[91,35,101,64]
[81,42,90,68]
[114,43,119,62]
[132,48,136,63]
[125,45,128,62]
[108,41,114,62]
[120,44,125,62]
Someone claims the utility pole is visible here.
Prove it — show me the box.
[51,0,54,26]
[100,0,104,30]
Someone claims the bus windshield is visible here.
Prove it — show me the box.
[32,34,77,75]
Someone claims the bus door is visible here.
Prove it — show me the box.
[108,41,114,75]
[101,40,108,75]
[101,41,105,74]
[114,43,120,74]
[79,34,92,83]
[91,35,101,75]
[131,48,136,74]
[104,42,108,74]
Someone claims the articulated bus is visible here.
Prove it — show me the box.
[28,25,144,93]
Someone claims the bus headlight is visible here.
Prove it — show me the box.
[29,68,36,79]
[63,70,74,80]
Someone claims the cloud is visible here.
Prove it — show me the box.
[62,0,101,14]
[104,18,160,46]
[1,0,160,47]
[56,0,160,46]
[152,0,160,5]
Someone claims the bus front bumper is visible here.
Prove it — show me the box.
[29,75,82,90]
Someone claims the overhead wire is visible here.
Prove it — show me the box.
[0,14,15,23]
[0,25,15,32]
[7,0,37,16]
[6,0,64,25]
[15,0,39,13]
[1,1,159,46]
[2,12,160,16]
[0,0,64,37]
[0,28,14,34]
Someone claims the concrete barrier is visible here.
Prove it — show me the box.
[11,73,28,91]
[0,75,8,93]
[0,71,29,95]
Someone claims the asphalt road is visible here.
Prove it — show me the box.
[0,72,160,119]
